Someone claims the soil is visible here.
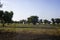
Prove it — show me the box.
[0,31,60,40]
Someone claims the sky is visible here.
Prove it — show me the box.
[0,0,60,21]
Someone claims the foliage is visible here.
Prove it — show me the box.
[55,18,60,24]
[51,18,60,24]
[4,11,13,23]
[0,10,4,19]
[27,16,39,25]
[51,18,55,24]
[20,19,27,24]
[0,10,14,27]
[39,19,43,24]
[43,19,51,24]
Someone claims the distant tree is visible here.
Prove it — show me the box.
[27,16,39,25]
[55,18,60,24]
[39,19,43,24]
[20,19,26,24]
[51,18,55,24]
[48,21,51,24]
[43,19,51,24]
[13,21,19,23]
[43,19,48,24]
[27,17,32,24]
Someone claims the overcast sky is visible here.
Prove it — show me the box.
[1,0,60,21]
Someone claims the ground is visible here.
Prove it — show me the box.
[0,24,60,40]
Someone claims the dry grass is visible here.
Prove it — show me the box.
[0,28,60,40]
[0,23,60,28]
[0,24,60,40]
[0,28,60,36]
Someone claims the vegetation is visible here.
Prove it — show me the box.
[0,1,60,40]
[0,10,60,40]
[0,10,60,27]
[43,19,51,24]
[0,27,60,40]
[39,19,43,24]
[27,16,39,25]
[19,19,27,24]
[0,10,13,27]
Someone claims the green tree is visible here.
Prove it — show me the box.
[3,11,13,24]
[43,19,48,24]
[48,21,51,24]
[51,18,55,24]
[39,19,43,24]
[0,10,4,27]
[27,17,32,24]
[0,10,4,18]
[27,16,39,25]
[20,19,26,24]
[43,19,51,24]
[55,18,60,24]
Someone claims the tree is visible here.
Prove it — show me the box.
[48,21,51,24]
[20,19,26,24]
[0,10,4,19]
[3,11,13,24]
[55,18,60,24]
[27,17,32,24]
[0,10,4,27]
[0,10,14,27]
[39,19,43,24]
[51,18,55,24]
[43,19,48,24]
[43,19,51,24]
[27,16,39,25]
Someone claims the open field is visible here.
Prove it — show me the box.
[0,23,60,28]
[0,28,60,40]
[0,24,60,40]
[0,28,60,35]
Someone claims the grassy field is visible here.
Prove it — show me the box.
[0,24,60,40]
[0,23,60,28]
[0,27,60,35]
[0,23,60,35]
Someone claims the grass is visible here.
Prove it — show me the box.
[0,24,60,35]
[0,23,60,28]
[0,23,60,35]
[0,27,60,36]
[0,24,60,40]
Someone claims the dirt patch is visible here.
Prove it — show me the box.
[0,31,17,40]
[0,31,60,40]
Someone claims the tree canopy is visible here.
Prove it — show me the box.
[0,10,14,26]
[27,16,39,25]
[3,11,13,23]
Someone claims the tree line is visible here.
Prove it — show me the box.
[19,16,60,25]
[0,10,60,27]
